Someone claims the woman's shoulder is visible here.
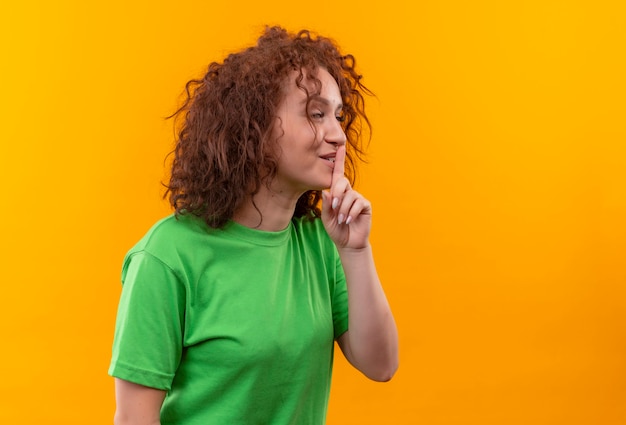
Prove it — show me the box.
[141,212,207,241]
[126,213,211,260]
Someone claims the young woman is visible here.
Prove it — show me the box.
[109,26,398,425]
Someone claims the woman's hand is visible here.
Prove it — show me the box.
[322,146,399,381]
[321,145,372,250]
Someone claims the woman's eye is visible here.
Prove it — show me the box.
[336,114,346,123]
[311,111,324,119]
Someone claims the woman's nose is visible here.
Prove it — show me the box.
[325,119,347,146]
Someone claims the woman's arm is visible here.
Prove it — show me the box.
[114,378,166,425]
[322,146,399,381]
[335,245,398,381]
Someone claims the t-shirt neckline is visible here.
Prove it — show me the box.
[221,219,293,246]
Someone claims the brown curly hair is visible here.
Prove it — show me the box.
[165,26,372,228]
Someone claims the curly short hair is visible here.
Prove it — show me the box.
[165,26,372,228]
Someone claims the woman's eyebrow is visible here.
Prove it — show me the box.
[304,95,343,110]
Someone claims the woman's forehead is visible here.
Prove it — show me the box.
[283,68,342,103]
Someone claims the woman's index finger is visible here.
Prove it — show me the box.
[332,145,346,185]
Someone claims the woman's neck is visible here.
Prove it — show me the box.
[232,185,302,232]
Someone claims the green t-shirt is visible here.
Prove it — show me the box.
[109,214,349,425]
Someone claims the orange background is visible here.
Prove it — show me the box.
[1,1,625,424]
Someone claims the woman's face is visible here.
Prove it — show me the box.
[271,68,347,198]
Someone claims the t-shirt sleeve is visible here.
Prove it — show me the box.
[332,252,349,339]
[108,251,186,391]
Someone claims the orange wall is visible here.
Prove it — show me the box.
[1,1,625,424]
